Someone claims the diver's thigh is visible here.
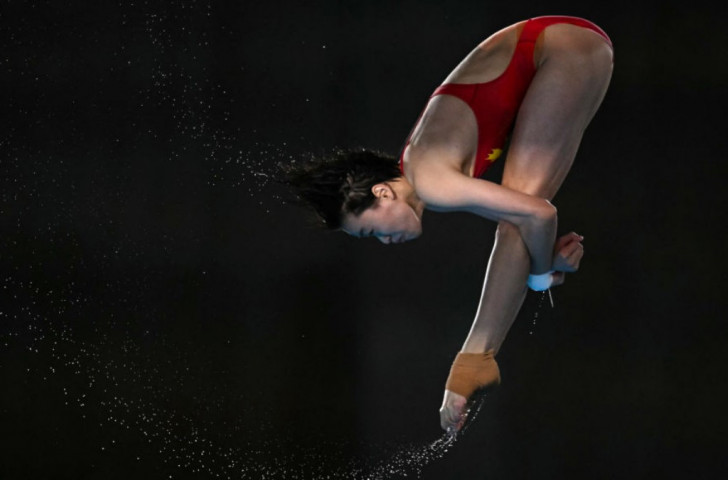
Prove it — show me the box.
[501,43,613,200]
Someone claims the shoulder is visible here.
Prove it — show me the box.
[407,155,476,211]
[401,96,478,181]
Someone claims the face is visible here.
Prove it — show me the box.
[341,184,422,244]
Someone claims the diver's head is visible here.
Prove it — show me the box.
[283,148,422,243]
[339,179,422,244]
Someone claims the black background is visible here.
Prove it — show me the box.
[2,0,727,479]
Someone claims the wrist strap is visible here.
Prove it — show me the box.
[527,271,554,291]
[445,350,501,399]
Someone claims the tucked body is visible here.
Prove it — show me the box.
[285,15,613,433]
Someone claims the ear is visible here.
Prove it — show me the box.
[371,182,395,200]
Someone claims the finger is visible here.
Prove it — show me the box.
[449,405,463,428]
[560,241,581,258]
[439,407,449,431]
[560,250,581,271]
[440,406,461,432]
[566,240,581,253]
[558,232,583,250]
[439,403,456,428]
[555,235,574,250]
[450,412,467,433]
[440,414,450,432]
[562,232,583,249]
[551,271,565,286]
[566,245,584,262]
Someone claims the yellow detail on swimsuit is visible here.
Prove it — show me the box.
[487,148,502,161]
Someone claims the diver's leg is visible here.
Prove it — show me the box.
[461,221,529,354]
[459,24,614,355]
[441,26,612,431]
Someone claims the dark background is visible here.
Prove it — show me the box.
[2,0,727,479]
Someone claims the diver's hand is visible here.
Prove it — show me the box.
[552,232,584,273]
[439,389,468,434]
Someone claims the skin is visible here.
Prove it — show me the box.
[341,180,425,244]
[344,20,613,433]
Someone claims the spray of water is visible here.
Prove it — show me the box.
[2,273,485,479]
[1,2,494,477]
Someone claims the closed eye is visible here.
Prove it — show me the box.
[357,228,374,239]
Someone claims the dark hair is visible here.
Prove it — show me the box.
[282,148,402,229]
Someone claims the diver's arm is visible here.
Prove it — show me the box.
[413,164,557,274]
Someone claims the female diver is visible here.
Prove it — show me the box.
[285,15,613,433]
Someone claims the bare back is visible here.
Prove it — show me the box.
[403,22,527,178]
[442,22,528,85]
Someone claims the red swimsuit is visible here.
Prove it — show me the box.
[399,16,612,178]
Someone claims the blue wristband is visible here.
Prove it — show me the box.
[527,271,554,291]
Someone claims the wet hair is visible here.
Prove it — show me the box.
[282,148,402,229]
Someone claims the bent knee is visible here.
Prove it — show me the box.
[495,220,521,240]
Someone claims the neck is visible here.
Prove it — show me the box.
[392,176,425,220]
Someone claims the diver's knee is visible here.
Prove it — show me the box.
[495,221,520,241]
